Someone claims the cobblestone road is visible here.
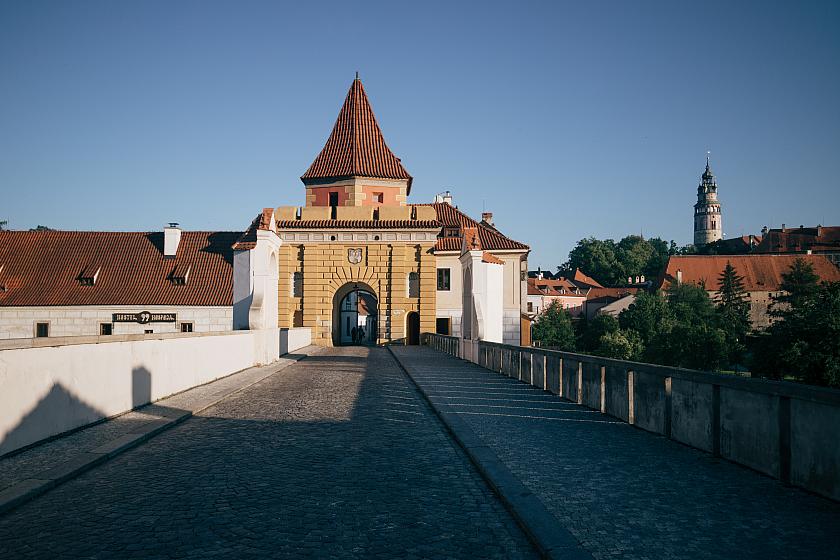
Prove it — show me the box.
[392,346,840,560]
[0,347,536,559]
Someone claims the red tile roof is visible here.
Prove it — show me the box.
[276,220,440,229]
[0,231,238,306]
[232,208,276,250]
[573,268,604,288]
[482,252,504,265]
[527,277,587,297]
[585,287,639,300]
[301,78,412,191]
[755,226,840,254]
[659,254,840,292]
[419,203,529,252]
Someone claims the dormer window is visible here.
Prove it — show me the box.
[169,265,191,286]
[78,266,101,286]
[443,227,460,237]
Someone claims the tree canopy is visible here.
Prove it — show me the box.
[531,302,576,351]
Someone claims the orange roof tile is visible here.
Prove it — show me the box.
[232,208,276,250]
[482,252,504,265]
[418,203,529,252]
[0,230,238,306]
[301,78,412,191]
[659,254,840,292]
[573,268,604,288]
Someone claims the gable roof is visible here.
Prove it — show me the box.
[573,268,604,288]
[419,202,529,252]
[0,230,238,306]
[527,277,587,297]
[301,78,412,190]
[659,254,840,292]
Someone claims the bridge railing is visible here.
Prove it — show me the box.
[421,332,840,503]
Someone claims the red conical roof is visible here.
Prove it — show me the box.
[301,78,412,191]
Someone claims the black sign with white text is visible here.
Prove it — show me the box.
[112,311,177,324]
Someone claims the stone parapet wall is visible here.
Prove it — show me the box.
[423,333,840,503]
[0,328,310,455]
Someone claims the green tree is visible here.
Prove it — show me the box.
[616,235,654,281]
[0,220,7,231]
[618,290,671,346]
[532,302,576,351]
[715,261,750,366]
[565,237,620,286]
[595,329,644,360]
[577,314,619,352]
[773,257,820,311]
[29,225,53,232]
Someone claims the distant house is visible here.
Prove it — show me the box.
[658,254,840,328]
[754,225,840,267]
[526,276,588,317]
[582,288,640,320]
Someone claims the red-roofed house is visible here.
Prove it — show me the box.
[658,254,840,328]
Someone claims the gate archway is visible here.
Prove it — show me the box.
[332,282,378,346]
[406,311,420,345]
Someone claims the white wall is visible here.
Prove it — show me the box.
[0,327,310,456]
[0,306,233,340]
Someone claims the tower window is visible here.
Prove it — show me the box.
[373,192,384,203]
[329,192,338,219]
[292,272,303,297]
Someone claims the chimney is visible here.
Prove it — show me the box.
[761,225,768,235]
[817,225,822,236]
[481,212,494,226]
[676,269,683,284]
[164,223,181,258]
[442,190,453,205]
[781,223,786,232]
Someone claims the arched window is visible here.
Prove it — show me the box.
[407,272,420,298]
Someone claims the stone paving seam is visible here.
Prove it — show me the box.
[0,349,316,517]
[387,345,593,560]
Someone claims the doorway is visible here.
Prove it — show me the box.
[406,311,420,345]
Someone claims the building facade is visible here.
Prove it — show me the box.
[694,157,723,247]
[269,77,529,346]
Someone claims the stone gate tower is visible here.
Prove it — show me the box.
[693,156,723,246]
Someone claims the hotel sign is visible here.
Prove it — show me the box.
[112,311,177,324]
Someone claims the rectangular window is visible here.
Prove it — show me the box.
[437,268,451,291]
[527,302,533,312]
[180,322,194,333]
[329,192,338,220]
[35,322,49,338]
[373,192,384,203]
[100,323,113,336]
[292,271,303,297]
[408,272,420,298]
[436,317,451,335]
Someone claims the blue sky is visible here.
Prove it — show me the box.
[1,0,838,268]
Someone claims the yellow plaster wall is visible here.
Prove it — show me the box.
[277,241,436,346]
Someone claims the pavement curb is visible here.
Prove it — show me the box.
[0,352,310,517]
[387,346,593,560]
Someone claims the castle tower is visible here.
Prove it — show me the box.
[693,156,723,246]
[301,75,412,209]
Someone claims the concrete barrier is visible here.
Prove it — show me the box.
[0,327,311,456]
[422,333,840,502]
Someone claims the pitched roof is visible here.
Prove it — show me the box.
[755,226,840,254]
[482,252,504,265]
[301,78,412,190]
[659,254,840,292]
[0,230,238,306]
[419,202,529,252]
[232,208,276,250]
[527,277,587,297]
[573,268,604,288]
[585,287,640,300]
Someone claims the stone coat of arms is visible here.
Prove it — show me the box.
[348,248,363,264]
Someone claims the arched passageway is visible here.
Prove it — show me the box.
[332,283,378,346]
[406,311,420,345]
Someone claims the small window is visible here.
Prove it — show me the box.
[437,268,451,291]
[329,192,338,219]
[527,302,533,313]
[408,272,420,298]
[292,272,303,297]
[180,322,194,333]
[100,323,113,336]
[35,322,49,338]
[144,329,154,334]
[436,317,451,335]
[444,227,460,237]
[373,192,384,203]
